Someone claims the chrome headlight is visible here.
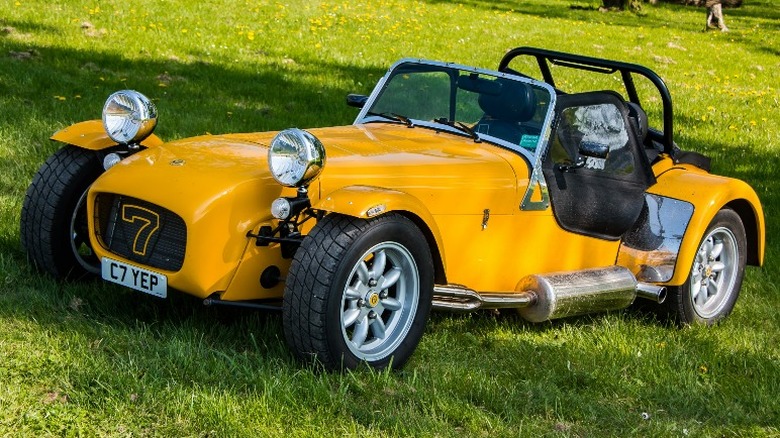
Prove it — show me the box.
[102,90,158,145]
[268,128,326,188]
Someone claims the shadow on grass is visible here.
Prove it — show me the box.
[726,0,780,22]
[0,36,382,139]
[0,18,61,34]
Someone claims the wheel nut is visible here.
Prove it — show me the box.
[368,311,377,319]
[379,291,388,299]
[357,299,365,307]
[368,279,377,287]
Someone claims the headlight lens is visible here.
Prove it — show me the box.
[268,128,326,188]
[102,152,122,171]
[270,198,292,220]
[102,90,158,145]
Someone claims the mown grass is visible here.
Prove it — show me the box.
[1,0,779,436]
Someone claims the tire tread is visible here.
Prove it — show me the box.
[20,146,103,278]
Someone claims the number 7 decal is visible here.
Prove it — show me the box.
[121,205,160,256]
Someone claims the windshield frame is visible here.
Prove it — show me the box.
[354,59,557,161]
[353,58,557,210]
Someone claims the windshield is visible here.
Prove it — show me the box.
[355,61,555,159]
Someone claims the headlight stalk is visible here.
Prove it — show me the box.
[248,194,322,259]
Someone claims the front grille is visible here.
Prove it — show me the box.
[94,194,187,272]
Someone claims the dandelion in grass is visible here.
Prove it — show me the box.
[54,96,66,101]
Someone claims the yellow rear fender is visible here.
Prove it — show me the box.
[314,185,448,282]
[651,167,765,285]
[51,120,163,150]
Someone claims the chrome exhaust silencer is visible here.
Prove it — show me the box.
[433,266,666,322]
[516,266,637,322]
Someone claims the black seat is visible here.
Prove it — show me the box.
[626,102,663,163]
[475,80,537,145]
[626,102,649,143]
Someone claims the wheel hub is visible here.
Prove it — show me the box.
[367,292,380,307]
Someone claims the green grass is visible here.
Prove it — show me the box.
[2,0,779,436]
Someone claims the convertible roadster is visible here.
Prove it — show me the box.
[21,47,764,370]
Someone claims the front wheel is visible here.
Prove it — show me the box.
[20,145,104,279]
[665,208,747,325]
[282,213,433,371]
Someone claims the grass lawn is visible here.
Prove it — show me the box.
[1,0,779,436]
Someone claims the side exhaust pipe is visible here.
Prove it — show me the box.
[432,285,537,313]
[636,283,667,304]
[433,266,666,322]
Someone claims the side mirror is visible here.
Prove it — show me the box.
[578,141,609,159]
[346,94,368,109]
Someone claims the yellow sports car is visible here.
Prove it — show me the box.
[21,47,764,370]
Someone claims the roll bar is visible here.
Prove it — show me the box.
[498,47,676,154]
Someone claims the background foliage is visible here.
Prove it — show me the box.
[1,0,778,436]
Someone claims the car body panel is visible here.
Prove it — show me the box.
[87,134,294,298]
[434,212,622,292]
[51,120,163,150]
[645,159,765,284]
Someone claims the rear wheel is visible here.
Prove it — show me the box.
[282,213,433,370]
[20,145,104,279]
[666,209,746,325]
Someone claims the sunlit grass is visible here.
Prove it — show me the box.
[1,0,779,435]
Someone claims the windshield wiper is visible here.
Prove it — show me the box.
[434,118,481,143]
[366,111,413,127]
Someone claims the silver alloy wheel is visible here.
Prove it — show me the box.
[689,226,739,319]
[69,188,100,274]
[340,242,419,362]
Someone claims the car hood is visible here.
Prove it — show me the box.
[93,123,528,218]
[291,123,527,215]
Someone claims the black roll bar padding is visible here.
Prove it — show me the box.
[498,47,675,154]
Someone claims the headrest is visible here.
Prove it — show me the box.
[478,80,537,123]
[626,102,648,141]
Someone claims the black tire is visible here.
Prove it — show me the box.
[665,208,747,325]
[282,213,433,371]
[20,145,104,279]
